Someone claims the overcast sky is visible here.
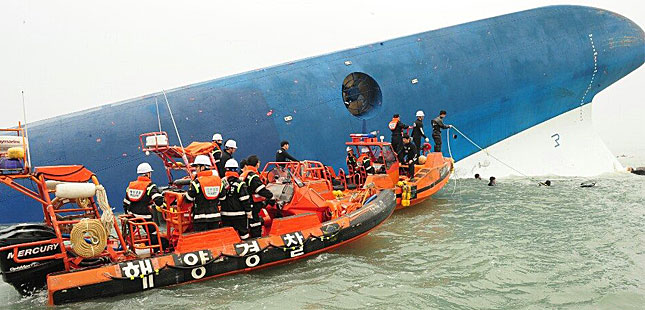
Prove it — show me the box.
[0,0,643,154]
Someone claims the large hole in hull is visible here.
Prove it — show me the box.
[342,72,382,119]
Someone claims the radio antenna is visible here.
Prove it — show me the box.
[21,91,32,170]
[161,89,188,165]
[154,97,162,132]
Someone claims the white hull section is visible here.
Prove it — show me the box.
[452,104,623,179]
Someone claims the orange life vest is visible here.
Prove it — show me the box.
[126,176,151,202]
[240,166,257,181]
[196,170,222,200]
[241,167,266,203]
[388,117,399,131]
[358,154,371,166]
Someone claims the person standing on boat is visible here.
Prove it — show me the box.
[185,155,222,232]
[388,114,408,153]
[398,134,418,177]
[276,140,298,163]
[218,139,237,176]
[211,133,224,176]
[123,162,164,245]
[241,155,275,238]
[411,110,430,156]
[220,159,252,240]
[431,110,452,153]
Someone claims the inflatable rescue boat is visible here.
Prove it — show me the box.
[0,128,396,305]
[319,134,453,209]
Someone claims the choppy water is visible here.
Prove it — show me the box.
[2,168,644,309]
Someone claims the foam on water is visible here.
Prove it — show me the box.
[2,169,644,309]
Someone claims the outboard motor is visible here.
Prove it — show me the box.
[0,224,65,295]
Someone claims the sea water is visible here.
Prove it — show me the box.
[1,162,644,309]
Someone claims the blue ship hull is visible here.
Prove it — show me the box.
[1,5,643,223]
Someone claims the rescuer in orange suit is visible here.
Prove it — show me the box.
[123,162,164,245]
[185,155,223,232]
[358,147,376,175]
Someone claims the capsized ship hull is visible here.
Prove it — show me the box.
[1,5,643,223]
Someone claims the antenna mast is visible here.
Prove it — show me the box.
[21,91,32,170]
[161,90,189,165]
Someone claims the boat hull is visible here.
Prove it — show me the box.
[47,189,395,305]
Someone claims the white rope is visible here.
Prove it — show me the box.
[450,125,533,179]
[155,97,162,132]
[21,91,32,169]
[95,185,115,234]
[162,89,189,165]
[446,128,458,195]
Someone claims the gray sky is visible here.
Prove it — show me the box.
[0,0,643,154]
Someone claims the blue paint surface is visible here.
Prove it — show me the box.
[1,6,643,223]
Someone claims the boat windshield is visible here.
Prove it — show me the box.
[382,145,397,168]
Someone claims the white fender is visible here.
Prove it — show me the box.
[55,183,96,199]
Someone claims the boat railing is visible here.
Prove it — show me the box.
[119,215,163,255]
[0,124,29,175]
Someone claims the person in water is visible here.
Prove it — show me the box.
[431,110,452,153]
[488,176,496,186]
[539,180,552,186]
[475,173,482,180]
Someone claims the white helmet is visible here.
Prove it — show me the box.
[137,163,153,174]
[360,146,370,153]
[224,159,239,169]
[191,155,212,167]
[225,139,237,149]
[212,133,223,141]
[416,110,425,117]
[346,147,353,152]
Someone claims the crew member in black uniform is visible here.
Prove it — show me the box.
[276,140,298,162]
[123,162,164,245]
[218,139,237,176]
[241,155,275,238]
[431,110,452,153]
[211,133,223,176]
[346,147,358,171]
[388,114,408,153]
[220,159,252,240]
[185,155,222,232]
[398,134,418,177]
[345,147,360,185]
[412,110,430,156]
